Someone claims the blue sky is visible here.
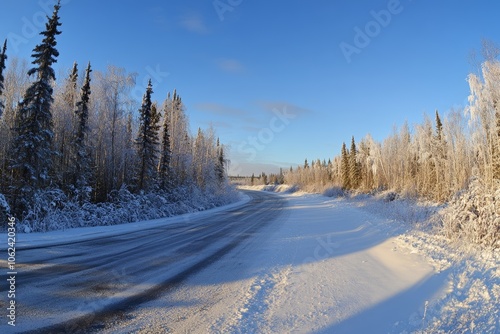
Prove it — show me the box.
[1,0,499,175]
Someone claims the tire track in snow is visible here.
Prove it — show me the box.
[217,265,293,334]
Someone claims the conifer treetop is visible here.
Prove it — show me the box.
[28,0,62,81]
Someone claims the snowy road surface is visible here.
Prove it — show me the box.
[2,190,447,333]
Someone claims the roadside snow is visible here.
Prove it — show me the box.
[0,193,250,250]
[108,191,474,333]
[7,188,498,333]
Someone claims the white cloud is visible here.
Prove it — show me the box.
[196,102,247,117]
[217,58,245,74]
[257,101,313,115]
[180,14,209,34]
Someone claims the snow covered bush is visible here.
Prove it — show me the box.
[19,188,69,232]
[374,190,399,202]
[322,186,345,198]
[440,177,500,248]
[13,184,239,233]
[0,193,11,226]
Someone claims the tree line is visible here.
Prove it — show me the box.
[283,42,500,247]
[285,42,500,206]
[0,1,229,226]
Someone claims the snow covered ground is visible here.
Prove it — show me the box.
[97,188,498,333]
[2,188,498,333]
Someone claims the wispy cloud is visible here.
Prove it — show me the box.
[216,58,246,74]
[180,13,209,34]
[196,102,247,117]
[257,101,314,115]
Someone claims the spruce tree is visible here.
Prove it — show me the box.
[10,1,62,208]
[158,100,172,190]
[433,110,448,200]
[341,142,350,190]
[71,62,92,201]
[135,80,160,191]
[435,110,443,142]
[349,136,361,189]
[0,39,7,119]
[216,138,225,185]
[261,172,268,185]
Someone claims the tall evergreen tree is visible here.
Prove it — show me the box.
[341,142,350,190]
[216,138,225,185]
[435,110,443,142]
[433,110,448,200]
[0,39,7,119]
[158,99,172,190]
[135,80,160,191]
[10,1,62,208]
[71,62,92,201]
[349,136,361,189]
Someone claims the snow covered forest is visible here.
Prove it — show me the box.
[284,43,500,248]
[0,2,235,232]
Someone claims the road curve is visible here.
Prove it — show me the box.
[7,190,286,334]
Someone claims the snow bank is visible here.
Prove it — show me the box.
[12,185,240,233]
[274,186,499,332]
[0,192,250,250]
[238,184,298,193]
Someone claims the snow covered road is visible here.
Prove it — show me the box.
[2,191,285,333]
[146,192,443,334]
[2,190,449,333]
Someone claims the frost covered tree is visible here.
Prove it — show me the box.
[0,39,7,119]
[135,80,160,191]
[91,65,135,201]
[466,44,500,186]
[164,90,191,186]
[341,142,350,190]
[70,62,92,201]
[0,58,29,194]
[158,98,172,190]
[10,1,62,210]
[216,138,226,186]
[53,61,78,183]
[493,95,500,181]
[349,136,361,189]
[432,110,448,201]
